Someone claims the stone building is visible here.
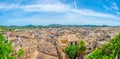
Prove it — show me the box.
[58,34,79,51]
[58,34,79,59]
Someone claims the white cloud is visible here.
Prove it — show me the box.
[103,5,111,10]
[0,0,120,25]
[4,15,120,26]
[1,3,118,18]
[33,0,62,4]
[67,8,119,18]
[112,2,119,10]
[22,4,70,12]
[0,1,70,12]
[116,11,120,15]
[0,4,19,10]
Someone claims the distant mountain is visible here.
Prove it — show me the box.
[0,24,119,29]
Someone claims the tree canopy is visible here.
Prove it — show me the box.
[0,34,24,59]
[0,34,15,59]
[87,33,120,59]
[65,40,86,59]
[65,45,77,59]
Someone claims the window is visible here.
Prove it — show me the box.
[75,42,77,45]
[69,42,73,46]
[88,48,91,50]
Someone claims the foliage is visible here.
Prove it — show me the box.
[65,46,77,59]
[99,43,114,56]
[0,34,24,59]
[0,34,15,59]
[87,33,120,59]
[65,40,86,59]
[0,28,3,32]
[17,48,24,57]
[86,48,102,59]
[77,40,86,58]
[77,40,86,51]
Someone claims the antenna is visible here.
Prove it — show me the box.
[74,0,77,9]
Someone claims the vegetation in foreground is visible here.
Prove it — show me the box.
[65,33,120,59]
[86,33,120,59]
[0,34,24,59]
[65,40,86,59]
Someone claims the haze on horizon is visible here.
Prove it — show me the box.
[0,0,120,26]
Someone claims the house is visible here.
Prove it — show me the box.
[58,34,79,51]
[86,39,97,54]
[57,34,79,59]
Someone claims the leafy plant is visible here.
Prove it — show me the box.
[87,33,120,59]
[0,34,24,59]
[0,34,15,59]
[65,46,77,59]
[77,40,86,59]
[65,40,86,59]
[17,48,24,57]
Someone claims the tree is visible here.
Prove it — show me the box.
[0,34,24,59]
[87,33,120,59]
[0,28,3,32]
[77,40,86,59]
[17,48,24,57]
[65,46,77,59]
[110,33,120,59]
[0,34,15,59]
[99,42,114,56]
[118,50,120,59]
[86,48,103,59]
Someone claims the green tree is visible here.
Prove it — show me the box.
[110,33,120,59]
[86,48,103,59]
[118,50,120,59]
[17,48,24,57]
[77,40,86,59]
[0,28,3,32]
[87,33,120,59]
[0,34,15,59]
[0,34,24,59]
[99,42,114,56]
[65,46,77,59]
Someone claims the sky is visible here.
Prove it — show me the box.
[0,0,120,26]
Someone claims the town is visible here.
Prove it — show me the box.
[1,26,120,59]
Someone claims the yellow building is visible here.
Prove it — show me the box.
[58,34,79,51]
[58,34,79,59]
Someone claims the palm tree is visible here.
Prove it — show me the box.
[77,40,86,59]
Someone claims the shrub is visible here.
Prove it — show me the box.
[0,34,15,59]
[65,46,77,59]
[87,33,120,59]
[17,48,24,57]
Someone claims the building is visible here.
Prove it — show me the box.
[58,34,79,51]
[57,34,79,59]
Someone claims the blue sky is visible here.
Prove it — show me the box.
[0,0,120,26]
